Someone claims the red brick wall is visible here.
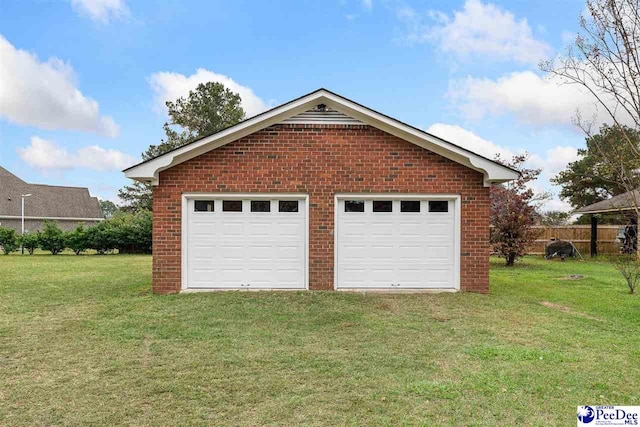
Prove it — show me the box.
[153,124,490,294]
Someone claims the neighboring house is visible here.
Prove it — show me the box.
[0,166,103,232]
[125,89,518,294]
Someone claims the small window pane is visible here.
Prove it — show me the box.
[401,201,420,212]
[251,200,271,212]
[194,200,214,212]
[279,200,299,212]
[373,200,393,212]
[345,200,364,212]
[429,200,449,213]
[223,200,243,212]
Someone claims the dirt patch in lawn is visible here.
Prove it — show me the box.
[540,301,602,321]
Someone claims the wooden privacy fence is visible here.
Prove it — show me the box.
[528,225,621,255]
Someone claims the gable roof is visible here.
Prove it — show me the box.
[124,88,520,187]
[0,166,103,220]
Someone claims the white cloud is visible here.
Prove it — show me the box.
[427,123,516,160]
[427,123,579,211]
[447,70,622,129]
[149,68,269,118]
[70,0,129,23]
[0,35,119,137]
[17,136,134,172]
[362,0,372,10]
[398,0,551,65]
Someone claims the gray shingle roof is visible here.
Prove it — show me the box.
[0,166,103,219]
[574,190,640,214]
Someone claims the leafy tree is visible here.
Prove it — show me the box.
[552,125,640,209]
[119,82,246,212]
[490,154,544,266]
[19,232,39,255]
[99,200,119,219]
[38,220,66,255]
[539,210,572,226]
[0,227,19,255]
[65,225,89,255]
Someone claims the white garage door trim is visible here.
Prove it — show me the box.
[181,193,309,291]
[334,194,461,291]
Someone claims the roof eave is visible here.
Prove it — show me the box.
[124,89,519,187]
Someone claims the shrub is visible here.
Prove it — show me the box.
[65,225,89,255]
[85,220,117,255]
[38,220,66,255]
[0,226,19,255]
[613,255,640,294]
[19,232,39,255]
[85,211,152,254]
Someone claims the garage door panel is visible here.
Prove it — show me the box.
[220,221,244,237]
[337,197,457,290]
[426,268,454,287]
[371,221,394,237]
[397,244,427,261]
[370,244,395,261]
[246,245,273,262]
[340,221,367,237]
[340,268,367,287]
[219,268,244,285]
[190,269,218,288]
[278,221,304,237]
[427,245,453,262]
[340,244,367,261]
[186,197,306,289]
[247,221,272,236]
[397,267,426,287]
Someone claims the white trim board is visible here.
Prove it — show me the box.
[333,193,461,291]
[180,193,309,291]
[124,89,519,187]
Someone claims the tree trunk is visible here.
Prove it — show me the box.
[505,253,516,266]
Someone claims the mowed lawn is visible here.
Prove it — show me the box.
[1,255,639,426]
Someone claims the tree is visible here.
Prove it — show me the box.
[65,225,89,255]
[552,125,640,208]
[19,232,39,255]
[490,154,544,266]
[542,0,640,216]
[0,227,19,255]
[99,200,119,219]
[542,0,640,280]
[539,210,572,226]
[118,82,246,211]
[38,220,66,255]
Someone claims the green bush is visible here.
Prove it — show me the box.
[85,210,152,254]
[65,225,89,255]
[19,232,39,255]
[38,220,66,255]
[0,226,19,255]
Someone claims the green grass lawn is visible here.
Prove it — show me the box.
[1,255,639,426]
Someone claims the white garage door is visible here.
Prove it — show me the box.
[185,197,306,289]
[336,198,458,289]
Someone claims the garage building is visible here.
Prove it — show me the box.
[124,89,518,293]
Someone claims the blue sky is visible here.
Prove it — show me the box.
[0,0,590,210]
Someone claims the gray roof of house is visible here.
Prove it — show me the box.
[574,190,640,214]
[0,166,103,219]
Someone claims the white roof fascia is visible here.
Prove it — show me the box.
[124,89,519,186]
